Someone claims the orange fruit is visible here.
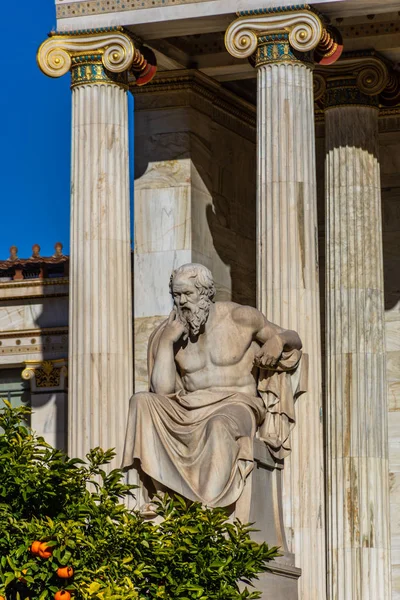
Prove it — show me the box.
[54,591,71,600]
[38,542,53,559]
[57,567,74,579]
[30,540,41,555]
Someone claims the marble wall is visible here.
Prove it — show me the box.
[0,280,69,365]
[0,280,69,450]
[0,297,68,333]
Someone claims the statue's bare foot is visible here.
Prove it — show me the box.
[140,502,158,518]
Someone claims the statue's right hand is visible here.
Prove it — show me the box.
[162,309,187,343]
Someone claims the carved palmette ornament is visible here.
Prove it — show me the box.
[22,361,68,390]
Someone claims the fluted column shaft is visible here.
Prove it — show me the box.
[224,10,335,598]
[325,100,391,598]
[257,57,324,599]
[69,79,133,465]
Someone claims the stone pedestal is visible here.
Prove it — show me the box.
[225,9,330,599]
[248,440,301,598]
[325,77,391,599]
[132,70,257,391]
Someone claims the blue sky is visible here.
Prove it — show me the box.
[1,3,135,261]
[1,2,71,259]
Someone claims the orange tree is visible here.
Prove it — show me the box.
[0,400,279,600]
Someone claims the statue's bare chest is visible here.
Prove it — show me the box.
[175,319,254,375]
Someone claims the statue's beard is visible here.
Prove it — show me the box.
[178,298,211,337]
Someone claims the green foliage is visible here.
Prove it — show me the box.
[0,400,279,600]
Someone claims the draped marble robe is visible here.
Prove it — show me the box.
[122,320,306,510]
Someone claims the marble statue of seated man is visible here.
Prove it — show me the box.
[121,263,303,517]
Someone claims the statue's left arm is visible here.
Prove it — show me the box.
[233,306,302,369]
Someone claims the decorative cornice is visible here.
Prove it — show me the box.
[0,327,68,340]
[0,245,68,270]
[37,28,157,88]
[237,4,311,17]
[0,328,68,359]
[0,244,69,283]
[56,0,211,19]
[54,27,122,36]
[225,8,342,67]
[0,279,68,296]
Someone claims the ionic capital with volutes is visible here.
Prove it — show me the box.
[225,6,342,68]
[37,27,157,88]
[314,50,400,109]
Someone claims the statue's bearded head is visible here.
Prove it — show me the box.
[170,264,216,337]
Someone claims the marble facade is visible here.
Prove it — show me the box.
[1,1,400,598]
[0,249,69,448]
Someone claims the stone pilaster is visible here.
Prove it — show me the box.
[322,54,392,600]
[225,8,341,599]
[37,29,155,466]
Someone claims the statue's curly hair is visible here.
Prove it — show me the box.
[169,263,216,301]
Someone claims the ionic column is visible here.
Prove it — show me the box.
[37,30,155,466]
[321,54,392,599]
[225,8,341,599]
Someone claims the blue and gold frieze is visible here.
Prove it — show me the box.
[238,5,309,17]
[54,27,122,35]
[71,54,128,87]
[255,33,313,67]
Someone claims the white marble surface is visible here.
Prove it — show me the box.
[256,61,325,600]
[68,82,133,467]
[31,392,67,452]
[0,280,69,300]
[325,105,391,599]
[0,298,68,332]
[134,250,192,318]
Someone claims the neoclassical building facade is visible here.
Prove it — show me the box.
[0,1,399,598]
